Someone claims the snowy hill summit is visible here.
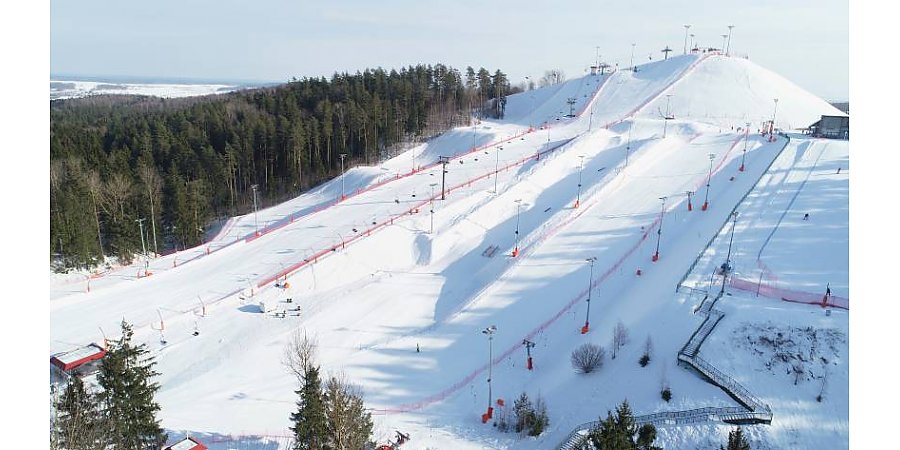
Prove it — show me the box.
[50,53,849,450]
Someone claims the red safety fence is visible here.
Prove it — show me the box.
[729,276,849,310]
[256,137,579,289]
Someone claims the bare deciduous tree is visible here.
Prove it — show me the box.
[611,321,629,359]
[282,329,318,383]
[137,162,162,254]
[571,343,606,373]
[539,69,566,87]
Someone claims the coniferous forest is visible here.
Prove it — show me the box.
[50,64,516,269]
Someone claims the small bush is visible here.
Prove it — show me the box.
[571,343,606,374]
[661,387,672,402]
[639,353,650,367]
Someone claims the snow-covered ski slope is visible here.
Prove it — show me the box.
[49,54,848,449]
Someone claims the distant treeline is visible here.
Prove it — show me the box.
[50,63,516,268]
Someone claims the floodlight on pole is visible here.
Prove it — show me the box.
[631,43,636,70]
[429,183,438,234]
[740,122,750,171]
[582,256,597,334]
[574,155,586,208]
[439,156,450,200]
[772,98,779,134]
[512,199,523,257]
[339,153,348,200]
[662,94,673,138]
[251,184,260,236]
[493,146,502,193]
[690,34,696,51]
[481,325,498,423]
[625,120,634,167]
[702,154,715,211]
[721,34,728,53]
[135,218,147,256]
[726,25,735,56]
[652,197,667,262]
[686,191,694,211]
[683,25,691,54]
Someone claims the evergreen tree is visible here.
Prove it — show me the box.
[720,427,751,450]
[322,375,374,449]
[53,376,103,450]
[291,366,327,450]
[513,392,534,433]
[97,320,166,449]
[588,400,660,450]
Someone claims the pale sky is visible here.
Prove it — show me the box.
[50,0,849,100]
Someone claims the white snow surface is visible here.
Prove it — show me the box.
[49,54,848,449]
[50,79,241,100]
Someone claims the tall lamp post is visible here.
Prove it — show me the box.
[720,34,728,53]
[251,184,260,236]
[683,25,691,54]
[429,183,438,234]
[582,256,597,334]
[685,191,694,211]
[662,94,673,138]
[772,98,779,134]
[740,122,750,172]
[512,199,523,257]
[493,146,502,193]
[631,43,636,70]
[574,155,586,208]
[339,153,348,200]
[481,325,498,422]
[135,218,147,256]
[652,196,667,262]
[702,154,715,211]
[439,156,450,200]
[720,211,739,295]
[726,25,735,56]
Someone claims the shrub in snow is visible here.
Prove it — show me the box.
[661,387,672,402]
[571,343,606,373]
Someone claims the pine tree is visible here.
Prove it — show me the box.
[588,400,659,450]
[322,375,374,449]
[720,427,751,450]
[53,376,103,450]
[513,392,534,433]
[97,320,166,449]
[291,366,328,450]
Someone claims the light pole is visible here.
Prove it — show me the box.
[721,34,728,53]
[339,153,348,200]
[582,256,597,334]
[720,211,739,295]
[135,218,147,256]
[686,190,694,211]
[683,25,691,54]
[625,120,634,167]
[702,154,715,211]
[574,155,586,208]
[772,98,779,134]
[523,339,536,370]
[512,199,523,257]
[690,34,696,52]
[481,325,497,422]
[740,122,750,172]
[652,196,667,262]
[662,94,673,138]
[493,146,502,193]
[726,25,735,56]
[631,43,636,70]
[251,184,260,236]
[429,183,438,234]
[439,156,450,200]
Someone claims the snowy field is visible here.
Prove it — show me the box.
[50,79,243,100]
[49,53,848,449]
